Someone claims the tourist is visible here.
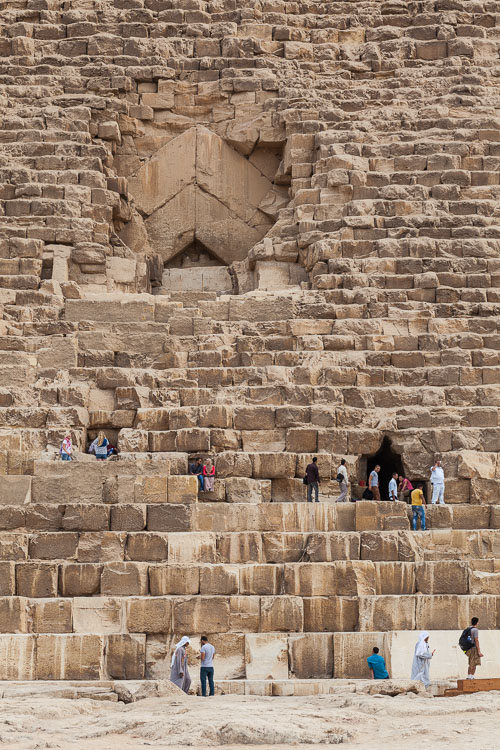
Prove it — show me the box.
[398,476,413,503]
[202,459,215,492]
[368,464,381,501]
[367,647,389,680]
[60,433,73,462]
[189,457,204,491]
[170,636,191,694]
[198,635,216,696]
[88,431,109,460]
[336,458,348,502]
[388,472,399,501]
[411,631,435,687]
[411,484,426,530]
[305,456,320,503]
[461,617,483,680]
[430,459,445,504]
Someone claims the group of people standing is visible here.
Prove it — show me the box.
[188,457,216,492]
[59,431,117,461]
[170,635,216,696]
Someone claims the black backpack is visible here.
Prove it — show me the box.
[458,626,475,652]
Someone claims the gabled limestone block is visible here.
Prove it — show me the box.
[31,599,72,633]
[73,597,122,634]
[0,476,31,505]
[415,561,469,594]
[29,533,79,561]
[218,532,263,563]
[168,532,216,563]
[167,475,198,503]
[374,562,416,595]
[78,531,126,562]
[147,504,193,532]
[0,597,29,633]
[251,453,297,479]
[106,634,146,680]
[126,597,172,634]
[200,564,239,595]
[0,562,15,595]
[0,635,36,679]
[225,477,271,503]
[333,632,386,679]
[126,532,168,561]
[16,562,58,597]
[60,563,102,596]
[245,633,288,680]
[173,596,230,633]
[289,633,334,679]
[303,596,359,633]
[240,564,283,595]
[415,594,497,630]
[305,532,360,561]
[101,562,148,596]
[36,634,104,680]
[149,565,200,595]
[358,595,416,631]
[260,596,303,632]
[229,596,260,632]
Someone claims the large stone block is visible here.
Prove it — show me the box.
[31,599,72,633]
[16,562,58,598]
[415,594,497,630]
[200,564,239,595]
[218,532,263,563]
[126,597,172,634]
[0,562,15,595]
[0,597,29,633]
[358,595,416,631]
[251,453,297,479]
[168,532,216,563]
[240,564,282,595]
[225,477,271,503]
[106,634,146,679]
[260,596,303,632]
[173,596,230,633]
[245,634,288,680]
[149,564,200,595]
[303,596,359,632]
[289,633,333,679]
[73,597,122,634]
[101,562,148,596]
[0,635,36,679]
[36,634,104,680]
[60,563,102,596]
[374,562,416,595]
[147,504,192,532]
[333,632,386,678]
[167,475,198,503]
[0,476,31,505]
[126,533,168,562]
[29,533,78,560]
[415,561,469,594]
[229,596,260,632]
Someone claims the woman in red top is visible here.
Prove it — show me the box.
[202,459,215,491]
[398,476,413,503]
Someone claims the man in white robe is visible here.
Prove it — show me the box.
[170,636,191,694]
[411,631,435,687]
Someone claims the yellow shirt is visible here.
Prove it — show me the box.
[411,489,424,506]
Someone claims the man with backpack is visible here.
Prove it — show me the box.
[459,617,483,679]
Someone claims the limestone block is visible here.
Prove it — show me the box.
[66,297,155,323]
[0,534,28,561]
[73,597,122,634]
[106,634,146,680]
[470,478,500,505]
[260,596,303,632]
[0,476,31,505]
[32,475,102,504]
[36,635,104,680]
[111,505,146,531]
[78,531,126,563]
[61,504,109,532]
[29,533,78,561]
[251,453,297,479]
[289,633,334,679]
[375,562,416,595]
[167,475,198,503]
[245,634,288,680]
[225,477,271,503]
[0,597,29,633]
[16,562,58,598]
[145,634,176,680]
[229,596,261,632]
[200,633,245,680]
[218,532,263,563]
[31,600,72,633]
[126,597,172,634]
[469,570,500,595]
[135,476,168,503]
[234,407,275,430]
[271,478,305,503]
[333,632,386,679]
[358,595,416,631]
[176,428,210,452]
[303,596,359,633]
[415,595,497,629]
[0,635,36,679]
[60,563,101,596]
[360,532,399,562]
[416,561,469,594]
[126,533,168,562]
[305,532,360,562]
[200,564,239,595]
[452,505,490,529]
[242,430,286,452]
[149,565,200,595]
[215,451,253,478]
[240,564,283,595]
[168,532,216,563]
[37,337,78,371]
[458,450,496,479]
[101,562,148,596]
[173,597,230,633]
[107,257,136,284]
[355,501,409,531]
[0,562,15,595]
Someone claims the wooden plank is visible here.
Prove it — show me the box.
[444,689,462,697]
[458,678,500,692]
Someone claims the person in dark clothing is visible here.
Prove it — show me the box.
[305,456,320,503]
[189,457,204,491]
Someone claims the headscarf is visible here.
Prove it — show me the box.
[61,435,72,453]
[415,631,430,657]
[171,636,190,666]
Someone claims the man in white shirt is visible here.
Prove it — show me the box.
[336,458,348,502]
[430,459,445,504]
[388,472,398,501]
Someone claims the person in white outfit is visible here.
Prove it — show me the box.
[411,631,435,687]
[336,459,348,502]
[430,460,445,504]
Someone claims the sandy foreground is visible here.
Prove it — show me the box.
[0,688,499,750]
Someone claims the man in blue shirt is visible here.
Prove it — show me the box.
[388,472,399,501]
[367,647,389,679]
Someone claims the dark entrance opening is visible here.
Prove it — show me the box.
[365,436,405,500]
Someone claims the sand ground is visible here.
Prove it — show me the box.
[0,689,499,750]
